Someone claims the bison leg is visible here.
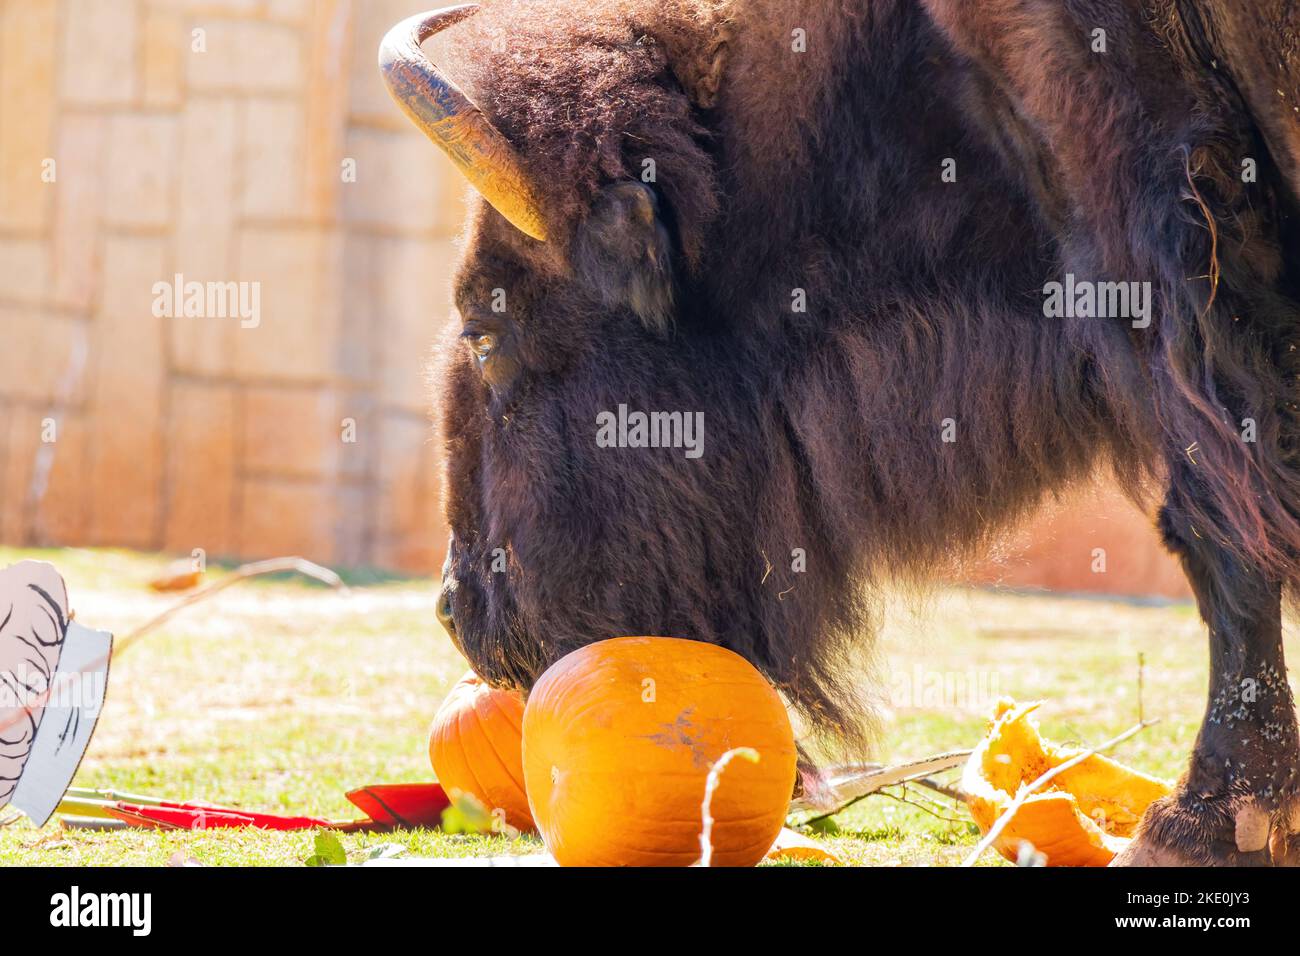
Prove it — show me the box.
[1114,496,1300,866]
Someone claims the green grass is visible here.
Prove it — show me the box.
[1,546,1286,867]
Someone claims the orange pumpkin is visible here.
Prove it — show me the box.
[522,636,797,867]
[962,699,1172,866]
[428,670,534,832]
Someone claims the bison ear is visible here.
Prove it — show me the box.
[573,181,675,332]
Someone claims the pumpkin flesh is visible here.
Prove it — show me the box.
[962,699,1172,865]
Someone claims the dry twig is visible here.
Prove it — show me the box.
[116,557,347,655]
[791,751,971,823]
[877,785,968,826]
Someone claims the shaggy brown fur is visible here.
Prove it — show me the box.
[423,0,1300,862]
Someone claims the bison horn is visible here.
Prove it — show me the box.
[379,5,548,241]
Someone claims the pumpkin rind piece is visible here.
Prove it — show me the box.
[962,699,1172,866]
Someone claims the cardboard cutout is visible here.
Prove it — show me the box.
[0,561,111,826]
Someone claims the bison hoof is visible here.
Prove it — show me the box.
[1111,793,1300,867]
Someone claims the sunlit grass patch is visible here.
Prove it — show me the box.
[2,546,1276,867]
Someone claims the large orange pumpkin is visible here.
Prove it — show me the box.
[522,636,797,867]
[428,670,534,832]
[962,699,1171,866]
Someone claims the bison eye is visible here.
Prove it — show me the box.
[467,333,497,361]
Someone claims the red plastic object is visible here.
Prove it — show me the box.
[107,803,336,830]
[78,783,450,831]
[345,783,450,828]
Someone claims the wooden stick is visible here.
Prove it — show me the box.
[115,557,347,656]
[959,718,1160,867]
[913,776,965,801]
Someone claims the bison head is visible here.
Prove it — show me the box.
[381,4,873,747]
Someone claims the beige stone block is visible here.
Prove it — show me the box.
[241,386,342,479]
[0,307,89,404]
[303,0,352,223]
[181,0,261,15]
[87,237,167,549]
[335,482,370,568]
[348,0,433,125]
[0,400,7,534]
[239,97,306,219]
[1,408,40,544]
[60,0,137,105]
[0,238,51,305]
[265,0,313,22]
[175,97,237,276]
[27,410,89,546]
[186,20,302,93]
[338,234,376,383]
[238,477,337,563]
[104,115,178,229]
[50,115,107,311]
[0,408,88,546]
[334,389,374,481]
[103,239,169,319]
[372,236,457,411]
[343,0,477,236]
[374,525,443,574]
[374,411,441,572]
[86,436,164,547]
[141,5,185,108]
[232,226,342,382]
[0,401,7,540]
[163,381,238,557]
[414,145,477,239]
[0,0,56,231]
[342,127,468,235]
[172,97,239,375]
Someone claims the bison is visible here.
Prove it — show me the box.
[380,0,1300,865]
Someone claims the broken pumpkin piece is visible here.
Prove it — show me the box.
[962,698,1171,866]
[148,562,204,592]
[764,827,840,864]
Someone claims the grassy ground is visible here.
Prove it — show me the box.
[2,545,1284,867]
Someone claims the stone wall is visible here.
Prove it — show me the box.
[0,0,469,573]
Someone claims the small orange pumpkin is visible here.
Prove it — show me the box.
[429,670,534,832]
[522,637,797,867]
[962,699,1171,866]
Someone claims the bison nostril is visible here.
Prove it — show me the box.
[436,589,456,634]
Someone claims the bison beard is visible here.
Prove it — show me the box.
[396,0,1300,864]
